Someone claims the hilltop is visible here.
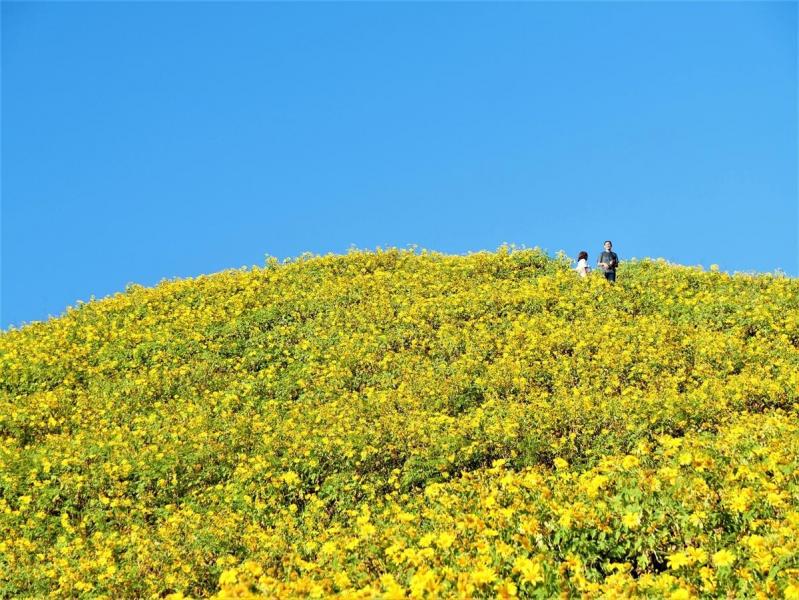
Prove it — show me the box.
[1,248,798,598]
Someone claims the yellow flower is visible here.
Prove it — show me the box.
[435,532,456,550]
[419,533,435,548]
[699,566,717,593]
[729,495,749,513]
[584,474,609,497]
[729,488,753,513]
[686,547,707,565]
[497,580,518,598]
[218,568,238,586]
[471,565,497,586]
[319,541,337,555]
[280,470,300,486]
[513,556,544,586]
[670,588,691,600]
[621,455,640,469]
[358,522,376,537]
[242,560,263,577]
[622,511,641,530]
[668,551,691,570]
[381,574,407,600]
[558,509,573,530]
[688,511,705,528]
[767,492,786,507]
[334,571,351,589]
[712,549,736,568]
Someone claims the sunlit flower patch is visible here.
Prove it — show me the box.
[1,247,797,597]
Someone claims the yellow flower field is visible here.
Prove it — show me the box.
[1,247,797,598]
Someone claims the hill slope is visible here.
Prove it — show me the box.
[1,248,798,598]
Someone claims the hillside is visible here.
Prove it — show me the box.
[1,248,798,598]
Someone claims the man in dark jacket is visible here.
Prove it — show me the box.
[597,240,619,282]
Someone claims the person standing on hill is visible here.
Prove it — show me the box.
[597,240,619,282]
[575,251,590,277]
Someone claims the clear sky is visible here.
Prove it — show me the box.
[2,1,797,330]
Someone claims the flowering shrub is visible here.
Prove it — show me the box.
[1,247,797,598]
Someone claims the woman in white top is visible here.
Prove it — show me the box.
[575,251,590,277]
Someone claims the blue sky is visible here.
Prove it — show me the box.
[2,1,796,330]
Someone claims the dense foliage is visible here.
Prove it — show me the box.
[1,247,798,598]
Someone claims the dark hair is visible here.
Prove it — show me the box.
[578,251,588,261]
[604,240,613,246]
